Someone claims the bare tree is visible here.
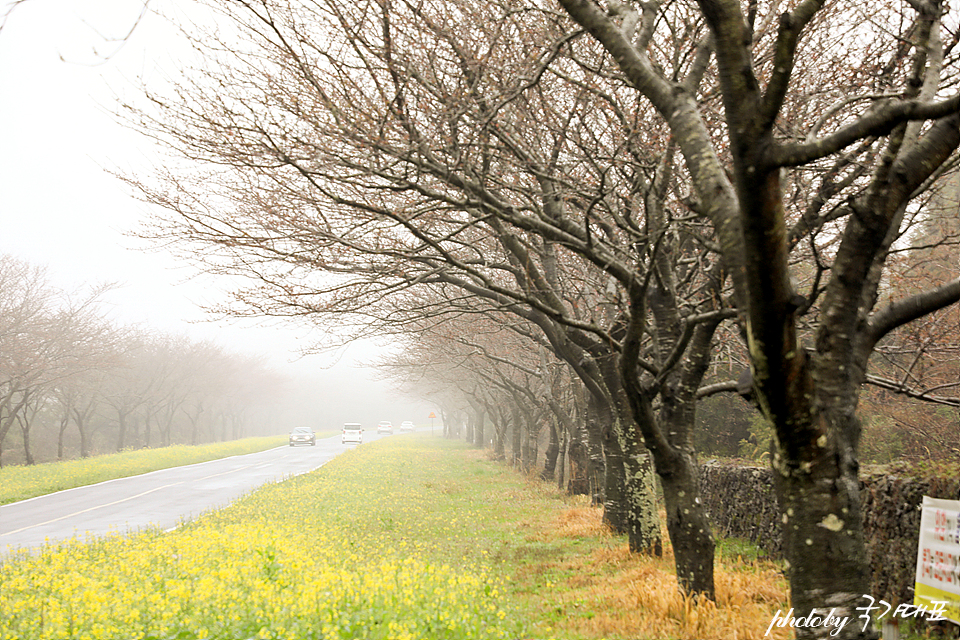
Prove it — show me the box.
[124,0,751,582]
[0,257,118,464]
[556,0,959,633]
[121,0,959,612]
[0,256,54,465]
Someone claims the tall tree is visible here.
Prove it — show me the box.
[127,0,677,556]
[123,0,959,610]
[556,0,959,634]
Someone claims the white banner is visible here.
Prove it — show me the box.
[915,495,960,625]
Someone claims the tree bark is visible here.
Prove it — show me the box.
[18,414,35,465]
[556,420,567,489]
[622,436,662,556]
[487,404,506,460]
[57,412,69,460]
[584,393,606,505]
[773,406,871,639]
[76,414,90,458]
[541,417,560,481]
[511,404,522,468]
[474,408,485,448]
[116,410,129,451]
[601,421,628,532]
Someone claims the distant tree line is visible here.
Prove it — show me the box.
[0,254,287,466]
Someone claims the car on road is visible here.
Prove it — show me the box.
[289,426,316,446]
[342,423,363,445]
[399,421,415,432]
[376,421,393,434]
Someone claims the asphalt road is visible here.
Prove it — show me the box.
[0,432,383,555]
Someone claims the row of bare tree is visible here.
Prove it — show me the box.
[121,1,958,637]
[0,254,285,466]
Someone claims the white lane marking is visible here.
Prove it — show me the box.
[1,462,265,537]
[196,463,261,480]
[1,444,338,543]
[1,482,184,537]
[2,446,289,508]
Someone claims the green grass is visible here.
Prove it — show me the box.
[0,435,299,505]
[715,535,780,566]
[1,436,795,640]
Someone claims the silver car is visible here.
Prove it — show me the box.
[289,426,316,446]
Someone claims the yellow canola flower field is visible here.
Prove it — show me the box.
[1,439,515,640]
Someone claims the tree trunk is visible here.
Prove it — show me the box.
[556,420,567,489]
[474,408,485,447]
[623,443,662,556]
[144,412,153,448]
[622,392,718,597]
[18,414,34,465]
[0,391,30,467]
[77,421,90,458]
[511,405,522,468]
[659,448,715,598]
[493,427,505,459]
[188,404,204,446]
[58,414,69,460]
[116,411,128,452]
[620,284,720,596]
[601,421,628,532]
[584,400,606,505]
[566,424,590,495]
[161,404,176,446]
[129,416,141,449]
[541,417,560,481]
[773,443,870,638]
[769,360,876,639]
[492,408,506,459]
[521,408,538,472]
[545,396,577,484]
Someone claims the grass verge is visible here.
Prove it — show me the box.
[0,435,296,505]
[1,436,793,640]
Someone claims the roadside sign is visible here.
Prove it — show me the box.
[915,496,960,625]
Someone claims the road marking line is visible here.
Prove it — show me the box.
[0,444,339,545]
[1,461,267,537]
[0,446,288,508]
[1,482,185,537]
[196,463,260,480]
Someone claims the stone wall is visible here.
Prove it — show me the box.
[699,461,960,604]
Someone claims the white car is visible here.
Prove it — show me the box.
[377,421,393,434]
[342,423,363,444]
[399,421,415,432]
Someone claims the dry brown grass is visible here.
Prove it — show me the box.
[525,505,791,640]
[551,505,616,539]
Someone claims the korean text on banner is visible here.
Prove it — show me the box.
[915,495,960,625]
